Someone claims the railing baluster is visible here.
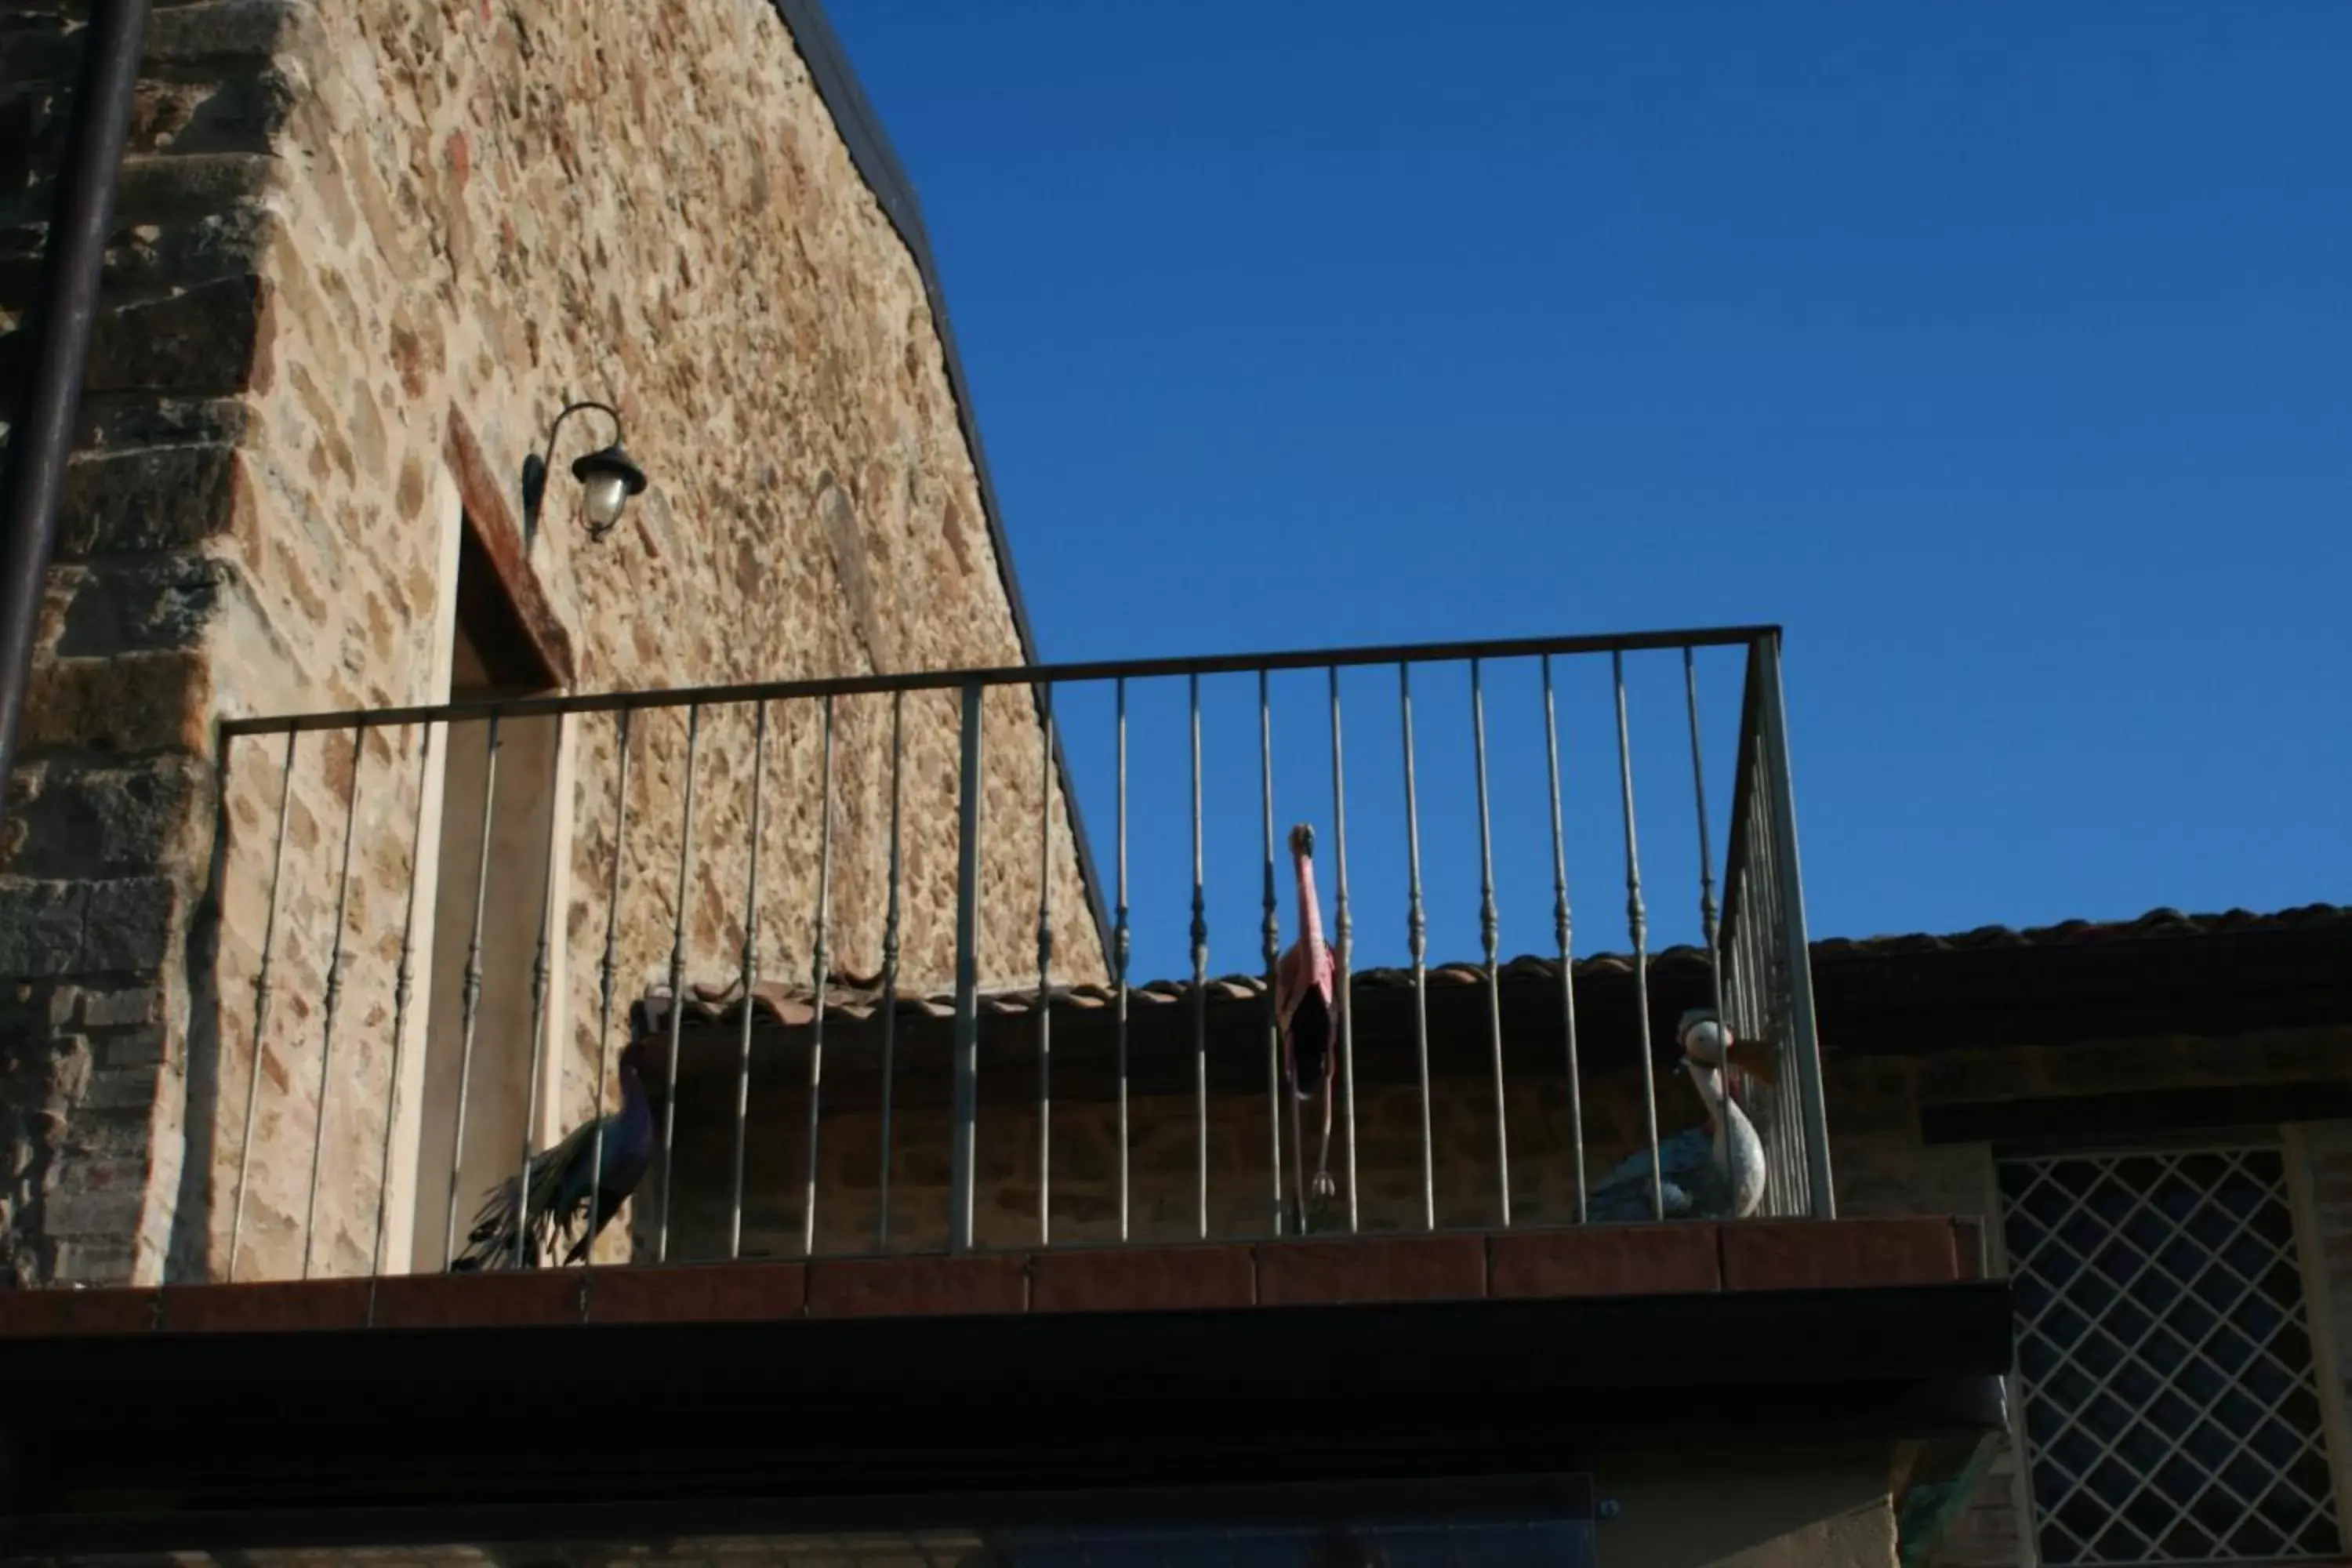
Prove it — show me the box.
[207,626,1811,1270]
[655,705,701,1262]
[228,728,297,1283]
[370,722,435,1294]
[1113,677,1131,1243]
[583,710,633,1265]
[1611,652,1663,1223]
[1328,668,1359,1233]
[1541,655,1586,1225]
[1189,671,1209,1240]
[1399,663,1435,1232]
[1753,771,1798,1215]
[949,681,984,1254]
[1684,649,1725,1026]
[441,713,503,1269]
[301,724,364,1279]
[1035,683,1055,1248]
[1683,648,1735,1216]
[1471,659,1511,1228]
[1755,635,1835,1218]
[802,694,836,1259]
[1260,669,1287,1237]
[726,701,771,1261]
[876,691,903,1251]
[511,720,564,1269]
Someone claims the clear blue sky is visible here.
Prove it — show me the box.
[827,2,2350,980]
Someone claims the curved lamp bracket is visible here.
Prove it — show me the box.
[521,399,649,545]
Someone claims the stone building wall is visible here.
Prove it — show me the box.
[0,0,1102,1289]
[1823,1025,2352,1568]
[645,983,2352,1565]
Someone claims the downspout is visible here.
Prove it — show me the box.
[0,0,150,786]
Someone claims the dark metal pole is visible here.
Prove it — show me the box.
[0,0,150,786]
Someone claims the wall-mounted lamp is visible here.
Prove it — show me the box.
[521,399,648,545]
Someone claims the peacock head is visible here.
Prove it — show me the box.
[619,1036,655,1080]
[1288,822,1316,861]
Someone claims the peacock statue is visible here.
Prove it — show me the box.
[451,1036,656,1270]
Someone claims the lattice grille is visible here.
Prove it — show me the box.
[2001,1148,2343,1564]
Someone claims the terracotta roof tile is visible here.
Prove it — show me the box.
[631,903,2346,1040]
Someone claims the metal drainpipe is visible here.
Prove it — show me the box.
[0,0,151,788]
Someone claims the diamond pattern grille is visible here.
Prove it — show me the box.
[2000,1148,2342,1564]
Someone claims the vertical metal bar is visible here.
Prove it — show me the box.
[1399,663,1435,1232]
[1189,671,1209,1240]
[300,724,365,1279]
[1753,739,1797,1214]
[655,705,702,1262]
[227,728,297,1283]
[1612,652,1663,1222]
[725,702,771,1261]
[1541,655,1587,1225]
[949,681,985,1254]
[370,723,436,1289]
[1685,648,1727,1039]
[1259,668,1287,1237]
[1328,667,1359,1233]
[1752,774,1797,1214]
[802,694,837,1259]
[438,715,503,1269]
[1035,684,1055,1249]
[582,710,633,1265]
[1756,633,1836,1219]
[1113,677,1131,1243]
[1684,648,1733,1207]
[510,720,564,1270]
[876,691,904,1251]
[1471,659,1512,1228]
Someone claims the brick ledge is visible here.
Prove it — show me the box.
[0,1214,1970,1335]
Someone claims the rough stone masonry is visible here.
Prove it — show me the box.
[0,0,1104,1288]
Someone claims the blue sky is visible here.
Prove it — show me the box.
[827,2,2350,979]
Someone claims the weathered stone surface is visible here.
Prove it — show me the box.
[57,552,234,655]
[77,392,253,452]
[42,1184,145,1239]
[103,204,275,296]
[83,273,269,394]
[0,24,74,89]
[107,151,278,225]
[144,0,308,67]
[79,877,177,971]
[80,986,161,1029]
[55,440,246,557]
[96,1024,168,1067]
[128,67,297,157]
[17,649,212,756]
[1,754,206,878]
[77,1063,165,1112]
[0,878,85,975]
[0,85,64,210]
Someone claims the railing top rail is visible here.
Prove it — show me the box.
[220,623,1784,737]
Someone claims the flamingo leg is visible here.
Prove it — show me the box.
[1312,1076,1337,1203]
[1288,1086,1310,1235]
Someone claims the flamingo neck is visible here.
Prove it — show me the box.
[1292,848,1326,951]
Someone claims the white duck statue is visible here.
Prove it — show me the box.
[1586,1007,1767,1222]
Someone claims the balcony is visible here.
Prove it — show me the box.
[180,623,1844,1281]
[0,626,2013,1559]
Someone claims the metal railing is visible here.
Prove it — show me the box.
[198,624,1833,1283]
